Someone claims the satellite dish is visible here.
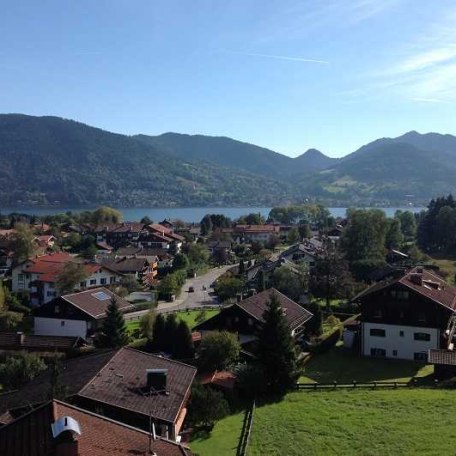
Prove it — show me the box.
[51,416,81,438]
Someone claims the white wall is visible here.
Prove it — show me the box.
[34,317,89,338]
[362,322,440,360]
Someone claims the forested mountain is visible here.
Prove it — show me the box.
[1,114,456,207]
[0,114,291,207]
[134,133,336,178]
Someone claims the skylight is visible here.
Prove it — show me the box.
[92,291,110,301]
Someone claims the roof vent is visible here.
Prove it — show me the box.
[51,416,81,439]
[146,368,168,393]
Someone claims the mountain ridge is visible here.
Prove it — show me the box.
[1,114,456,207]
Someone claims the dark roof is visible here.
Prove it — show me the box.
[0,350,117,415]
[0,332,82,351]
[61,287,133,319]
[0,400,192,456]
[78,348,197,424]
[236,288,313,330]
[1,348,196,426]
[428,349,456,366]
[102,257,149,274]
[353,267,456,311]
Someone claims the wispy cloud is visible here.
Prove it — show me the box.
[236,52,329,64]
[354,6,456,103]
[411,97,452,104]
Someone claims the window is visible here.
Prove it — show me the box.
[399,330,404,337]
[110,276,116,284]
[47,291,56,297]
[370,328,386,337]
[234,316,239,323]
[399,311,404,319]
[414,352,427,361]
[418,312,426,323]
[90,279,96,285]
[248,318,254,326]
[370,348,386,357]
[390,290,397,298]
[414,332,431,342]
[55,305,60,314]
[18,274,24,281]
[100,278,107,285]
[393,350,398,357]
[398,290,409,300]
[61,321,65,327]
[80,281,87,288]
[373,309,383,319]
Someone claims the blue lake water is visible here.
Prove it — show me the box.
[0,206,425,222]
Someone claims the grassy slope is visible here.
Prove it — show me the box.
[249,389,456,456]
[300,345,433,384]
[190,411,245,456]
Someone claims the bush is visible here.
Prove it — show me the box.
[0,352,47,389]
[197,331,240,371]
[187,384,230,428]
[311,326,342,354]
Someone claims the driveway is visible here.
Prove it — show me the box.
[123,264,233,320]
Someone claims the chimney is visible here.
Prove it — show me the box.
[146,368,168,392]
[410,273,423,286]
[52,416,81,456]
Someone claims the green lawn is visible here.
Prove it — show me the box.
[126,309,219,334]
[429,254,456,284]
[190,411,245,456]
[249,389,456,456]
[300,344,434,384]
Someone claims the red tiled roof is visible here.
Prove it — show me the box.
[236,288,313,330]
[148,224,185,242]
[0,400,192,456]
[199,371,236,390]
[234,225,279,233]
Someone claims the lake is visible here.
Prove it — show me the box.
[0,206,425,222]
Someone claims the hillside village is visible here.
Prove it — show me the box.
[2,201,456,455]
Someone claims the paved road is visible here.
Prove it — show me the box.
[124,264,233,320]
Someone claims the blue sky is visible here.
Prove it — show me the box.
[1,0,456,157]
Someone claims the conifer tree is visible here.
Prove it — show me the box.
[165,313,179,354]
[174,320,194,359]
[100,298,129,348]
[149,313,166,351]
[238,260,245,276]
[257,293,301,394]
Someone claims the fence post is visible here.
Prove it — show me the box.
[333,381,337,390]
[353,380,357,389]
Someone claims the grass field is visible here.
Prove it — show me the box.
[126,309,219,334]
[429,253,456,284]
[190,411,245,456]
[249,389,456,456]
[300,344,433,384]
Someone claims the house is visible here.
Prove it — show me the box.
[353,267,456,361]
[194,288,313,346]
[12,252,123,306]
[0,347,197,441]
[101,256,154,280]
[279,243,322,268]
[0,399,193,455]
[33,287,133,339]
[232,224,280,243]
[0,332,83,355]
[142,224,185,253]
[33,234,56,250]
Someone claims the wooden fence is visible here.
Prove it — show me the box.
[237,400,256,456]
[296,379,440,391]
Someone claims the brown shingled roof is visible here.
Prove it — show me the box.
[61,287,133,319]
[236,288,313,331]
[0,400,192,456]
[78,347,197,424]
[0,332,82,351]
[428,349,456,366]
[353,267,456,311]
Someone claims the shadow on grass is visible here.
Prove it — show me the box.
[301,345,435,384]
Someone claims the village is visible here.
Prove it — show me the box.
[1,201,456,455]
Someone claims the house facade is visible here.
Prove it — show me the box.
[354,268,456,361]
[33,287,133,339]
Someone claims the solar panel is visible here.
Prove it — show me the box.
[92,291,110,301]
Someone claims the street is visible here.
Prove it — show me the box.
[124,264,233,320]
